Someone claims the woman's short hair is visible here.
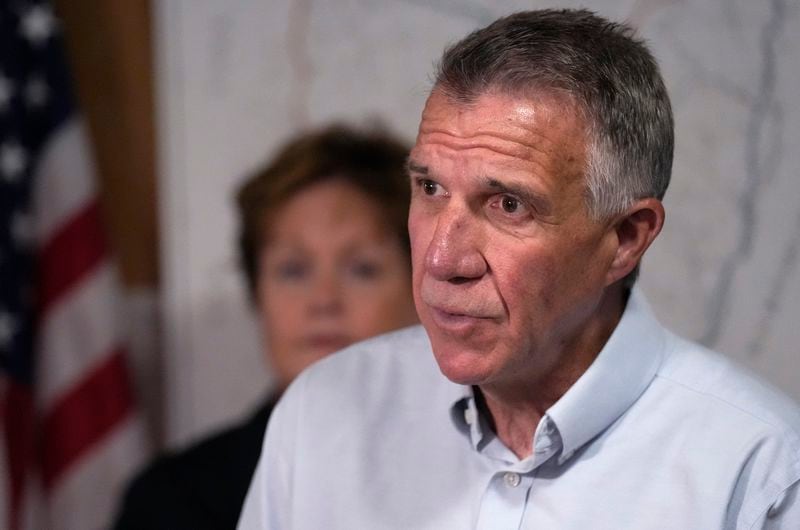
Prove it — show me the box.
[236,123,411,299]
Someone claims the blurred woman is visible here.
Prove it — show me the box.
[114,124,417,529]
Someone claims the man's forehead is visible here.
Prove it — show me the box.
[408,144,546,177]
[417,89,584,149]
[421,87,581,126]
[413,93,586,172]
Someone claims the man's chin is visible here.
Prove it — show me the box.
[431,344,495,386]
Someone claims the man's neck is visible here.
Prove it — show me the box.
[478,288,627,459]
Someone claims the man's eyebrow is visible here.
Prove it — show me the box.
[406,160,429,176]
[486,178,552,215]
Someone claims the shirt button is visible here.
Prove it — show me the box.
[464,408,476,425]
[503,472,521,488]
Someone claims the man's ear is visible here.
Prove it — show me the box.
[605,198,665,286]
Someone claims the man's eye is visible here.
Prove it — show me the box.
[419,179,439,196]
[501,196,519,213]
[489,194,531,221]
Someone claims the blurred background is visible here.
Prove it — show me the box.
[152,0,800,447]
[2,0,798,528]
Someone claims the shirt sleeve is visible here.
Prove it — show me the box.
[238,377,304,529]
[752,480,800,530]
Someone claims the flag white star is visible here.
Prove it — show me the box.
[21,4,56,46]
[1,142,28,182]
[25,75,49,108]
[0,310,17,350]
[1,142,27,181]
[0,73,14,112]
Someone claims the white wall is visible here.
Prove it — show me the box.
[154,0,800,447]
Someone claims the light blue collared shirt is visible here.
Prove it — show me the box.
[239,291,800,529]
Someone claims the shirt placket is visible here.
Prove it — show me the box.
[474,415,562,530]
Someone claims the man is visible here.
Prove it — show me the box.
[239,10,800,529]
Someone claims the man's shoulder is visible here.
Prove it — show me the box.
[299,324,437,389]
[654,331,800,443]
[276,324,453,424]
[637,332,800,524]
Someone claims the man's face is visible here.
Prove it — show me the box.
[408,90,620,389]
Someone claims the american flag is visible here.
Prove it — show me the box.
[0,1,148,528]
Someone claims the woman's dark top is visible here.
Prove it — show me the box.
[113,396,277,530]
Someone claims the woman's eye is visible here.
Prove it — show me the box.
[274,261,308,280]
[348,261,382,280]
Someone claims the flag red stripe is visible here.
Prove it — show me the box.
[38,200,108,315]
[3,382,35,530]
[40,348,134,491]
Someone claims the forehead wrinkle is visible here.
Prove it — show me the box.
[416,125,563,164]
[413,138,553,184]
[410,141,562,202]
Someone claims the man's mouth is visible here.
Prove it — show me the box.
[428,306,493,333]
[419,281,502,331]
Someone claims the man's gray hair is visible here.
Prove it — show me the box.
[434,9,674,220]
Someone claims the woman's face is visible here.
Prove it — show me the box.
[257,178,417,389]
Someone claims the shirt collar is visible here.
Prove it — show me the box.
[547,288,667,463]
[449,387,479,443]
[447,288,667,464]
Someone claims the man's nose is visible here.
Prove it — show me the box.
[424,203,487,282]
